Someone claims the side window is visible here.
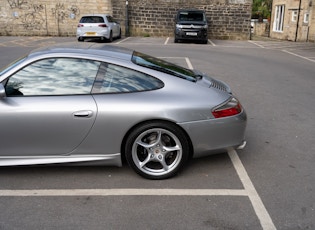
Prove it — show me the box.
[99,63,163,93]
[5,58,101,96]
[107,16,113,23]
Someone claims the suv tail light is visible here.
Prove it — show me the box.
[212,98,242,118]
[98,24,107,27]
[77,24,84,27]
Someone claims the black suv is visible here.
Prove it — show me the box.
[174,9,208,44]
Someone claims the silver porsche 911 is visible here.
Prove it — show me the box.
[0,42,246,179]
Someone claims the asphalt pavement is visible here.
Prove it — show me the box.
[0,36,314,230]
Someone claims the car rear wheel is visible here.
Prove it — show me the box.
[125,122,190,179]
[108,31,113,42]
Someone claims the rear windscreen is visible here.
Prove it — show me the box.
[80,16,104,23]
[178,12,205,21]
[132,51,197,82]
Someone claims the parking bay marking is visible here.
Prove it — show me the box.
[208,39,216,46]
[164,37,170,45]
[282,50,315,63]
[0,149,276,230]
[158,57,193,70]
[228,148,276,230]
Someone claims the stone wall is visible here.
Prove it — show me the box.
[252,21,269,36]
[114,0,252,40]
[0,0,252,40]
[0,0,112,36]
[307,3,315,42]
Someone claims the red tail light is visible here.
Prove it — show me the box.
[212,98,242,118]
[98,24,107,27]
[77,24,84,27]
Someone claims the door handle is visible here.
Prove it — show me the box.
[73,110,93,118]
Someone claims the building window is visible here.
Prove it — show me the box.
[304,13,309,23]
[292,10,298,22]
[273,5,285,32]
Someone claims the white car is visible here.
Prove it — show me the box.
[77,14,121,42]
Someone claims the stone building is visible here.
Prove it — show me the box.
[0,0,252,40]
[270,0,315,41]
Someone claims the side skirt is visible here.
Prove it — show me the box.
[0,153,122,167]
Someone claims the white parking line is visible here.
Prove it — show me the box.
[158,57,193,69]
[164,37,170,45]
[185,57,193,69]
[208,39,216,46]
[115,37,131,44]
[248,40,265,48]
[282,50,315,63]
[228,148,276,230]
[0,149,276,230]
[0,189,248,196]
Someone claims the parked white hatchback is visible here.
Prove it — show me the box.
[77,14,121,42]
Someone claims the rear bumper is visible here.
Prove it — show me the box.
[179,110,247,158]
[174,29,208,41]
[76,30,110,40]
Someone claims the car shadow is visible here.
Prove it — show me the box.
[0,152,243,189]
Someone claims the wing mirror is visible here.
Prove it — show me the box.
[0,83,6,98]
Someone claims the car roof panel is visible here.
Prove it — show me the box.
[28,42,133,61]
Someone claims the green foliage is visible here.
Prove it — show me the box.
[252,0,272,19]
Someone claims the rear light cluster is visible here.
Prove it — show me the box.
[212,97,242,118]
[77,24,107,27]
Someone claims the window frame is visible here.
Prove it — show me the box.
[273,5,285,32]
[304,12,309,23]
[291,10,298,22]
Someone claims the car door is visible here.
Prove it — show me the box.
[0,57,100,156]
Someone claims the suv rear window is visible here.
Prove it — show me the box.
[178,11,206,21]
[80,16,104,23]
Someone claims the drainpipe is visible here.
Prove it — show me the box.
[125,0,129,37]
[295,0,302,42]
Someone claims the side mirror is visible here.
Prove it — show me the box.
[0,83,6,98]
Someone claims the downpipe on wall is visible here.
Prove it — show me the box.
[125,0,129,37]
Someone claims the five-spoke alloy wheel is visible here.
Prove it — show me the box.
[125,122,190,179]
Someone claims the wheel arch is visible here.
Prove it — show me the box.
[120,119,194,162]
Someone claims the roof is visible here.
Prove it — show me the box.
[28,42,134,61]
[80,14,111,17]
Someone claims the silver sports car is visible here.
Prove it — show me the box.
[0,42,246,179]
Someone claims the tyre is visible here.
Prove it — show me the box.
[117,29,121,39]
[125,122,190,179]
[78,37,84,42]
[108,31,113,42]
